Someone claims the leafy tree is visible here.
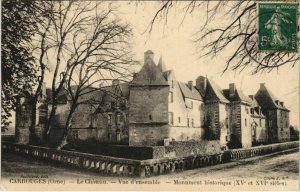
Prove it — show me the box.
[1,0,39,132]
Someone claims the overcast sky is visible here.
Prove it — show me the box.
[113,1,299,127]
[39,1,299,127]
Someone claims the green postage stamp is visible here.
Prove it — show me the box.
[258,2,298,52]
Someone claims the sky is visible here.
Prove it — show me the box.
[36,1,299,128]
[111,1,299,127]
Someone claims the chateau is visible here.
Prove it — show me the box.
[16,50,290,149]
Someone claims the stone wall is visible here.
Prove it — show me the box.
[240,104,252,148]
[129,86,169,124]
[251,117,267,144]
[277,110,290,142]
[168,127,204,141]
[266,109,278,143]
[165,140,221,158]
[129,124,169,146]
[205,102,228,145]
[2,141,298,177]
[229,103,242,148]
[71,143,165,160]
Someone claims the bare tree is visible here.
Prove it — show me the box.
[57,8,134,149]
[146,0,299,74]
[28,2,55,144]
[32,1,134,147]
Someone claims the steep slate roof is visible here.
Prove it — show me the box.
[205,79,229,103]
[131,58,169,86]
[162,70,172,81]
[45,82,130,105]
[46,88,68,104]
[178,82,203,101]
[223,88,252,104]
[158,56,167,72]
[255,83,289,111]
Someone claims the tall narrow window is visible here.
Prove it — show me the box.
[168,112,173,125]
[116,113,121,124]
[225,117,229,128]
[171,80,174,88]
[169,92,173,103]
[245,118,247,126]
[187,118,190,127]
[259,119,262,127]
[191,118,194,127]
[107,114,112,125]
[178,117,181,123]
[149,114,152,120]
[269,120,273,127]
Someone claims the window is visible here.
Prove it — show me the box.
[72,130,79,140]
[191,119,194,127]
[89,115,94,128]
[107,114,112,125]
[259,119,262,127]
[149,114,152,120]
[178,117,181,123]
[116,113,121,124]
[168,112,173,125]
[225,118,228,128]
[169,92,173,103]
[245,118,247,126]
[187,118,190,127]
[171,80,174,88]
[269,120,273,127]
[246,107,249,114]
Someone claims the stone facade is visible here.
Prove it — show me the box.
[255,83,290,143]
[15,50,290,149]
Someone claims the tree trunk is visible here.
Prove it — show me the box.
[56,104,76,150]
[44,103,57,142]
[29,99,38,144]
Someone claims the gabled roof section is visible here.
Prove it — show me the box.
[205,79,229,103]
[255,83,289,111]
[158,56,167,72]
[131,58,169,86]
[162,70,173,81]
[223,88,252,104]
[178,82,203,101]
[248,96,259,108]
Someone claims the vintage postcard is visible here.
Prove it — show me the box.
[1,0,299,191]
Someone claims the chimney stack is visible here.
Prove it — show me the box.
[144,50,154,64]
[280,101,284,106]
[187,81,193,90]
[196,76,207,96]
[229,83,236,99]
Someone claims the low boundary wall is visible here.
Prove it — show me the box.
[2,141,299,177]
